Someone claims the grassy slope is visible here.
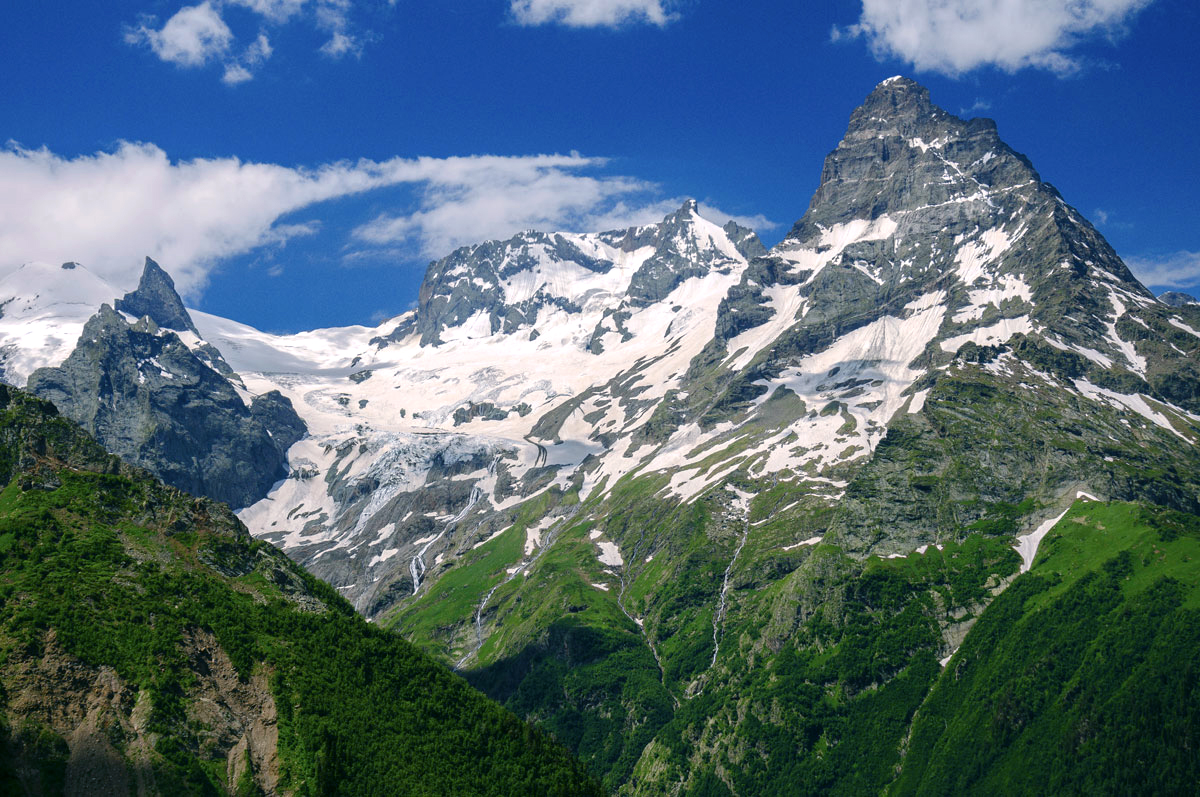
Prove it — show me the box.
[893,500,1200,795]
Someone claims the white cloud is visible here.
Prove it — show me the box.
[696,203,776,233]
[838,0,1154,76]
[313,0,361,57]
[0,142,727,299]
[128,0,375,79]
[1126,251,1200,289]
[510,0,675,28]
[319,31,359,58]
[354,176,777,260]
[221,64,254,84]
[0,141,411,296]
[126,2,233,67]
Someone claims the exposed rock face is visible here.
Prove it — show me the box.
[27,304,304,509]
[114,256,199,335]
[3,631,280,797]
[379,200,762,346]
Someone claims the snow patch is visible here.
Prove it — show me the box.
[782,536,823,551]
[1014,507,1072,573]
[940,316,1033,353]
[1168,317,1200,339]
[1073,379,1191,442]
[596,541,624,567]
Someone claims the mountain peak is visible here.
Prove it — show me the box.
[870,74,925,97]
[114,256,199,335]
[1160,290,1199,307]
[842,76,947,143]
[376,202,759,347]
[785,77,1035,242]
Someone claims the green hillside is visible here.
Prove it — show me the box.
[0,386,601,796]
[893,499,1200,794]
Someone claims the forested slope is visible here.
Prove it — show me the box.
[0,386,601,796]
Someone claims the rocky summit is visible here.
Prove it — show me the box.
[2,77,1198,795]
[22,258,306,509]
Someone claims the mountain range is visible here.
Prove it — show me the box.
[1,77,1198,794]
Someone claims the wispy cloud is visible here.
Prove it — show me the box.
[835,0,1154,76]
[1126,251,1200,290]
[126,0,375,81]
[696,203,776,233]
[352,155,664,257]
[960,98,992,115]
[0,142,740,299]
[510,0,676,28]
[225,0,307,23]
[352,160,778,260]
[222,33,273,84]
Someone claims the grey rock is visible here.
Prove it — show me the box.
[115,257,199,335]
[27,305,304,509]
[373,201,764,348]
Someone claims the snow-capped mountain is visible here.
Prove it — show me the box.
[194,200,765,613]
[159,84,1195,645]
[4,76,1199,794]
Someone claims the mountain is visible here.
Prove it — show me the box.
[196,199,766,620]
[19,258,305,509]
[375,199,764,349]
[1160,290,1199,307]
[3,77,1199,793]
[0,384,601,796]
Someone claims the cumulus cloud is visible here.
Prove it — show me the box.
[1125,251,1200,290]
[127,0,374,79]
[0,142,742,299]
[837,0,1154,76]
[125,2,233,67]
[510,0,675,28]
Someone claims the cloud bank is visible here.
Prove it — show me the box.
[0,142,762,299]
[837,0,1154,76]
[510,0,675,28]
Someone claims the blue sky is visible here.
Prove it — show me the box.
[2,0,1197,331]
